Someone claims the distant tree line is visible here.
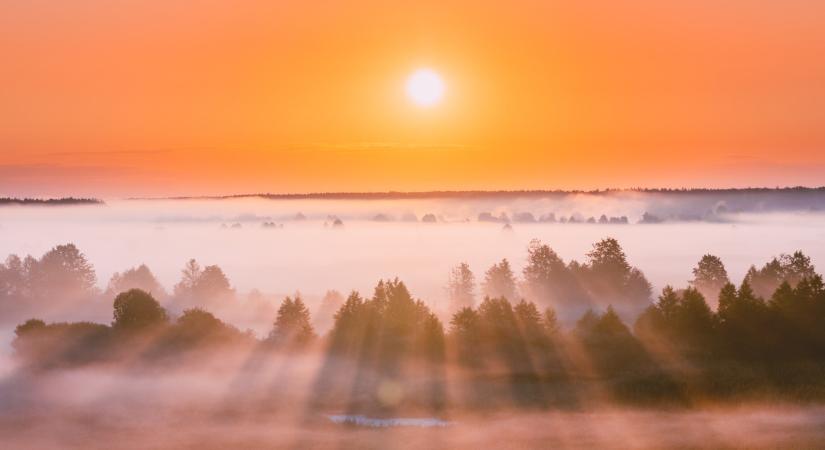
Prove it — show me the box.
[140,186,825,202]
[447,238,652,322]
[0,197,102,205]
[0,245,236,320]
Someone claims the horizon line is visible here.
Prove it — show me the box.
[125,185,825,201]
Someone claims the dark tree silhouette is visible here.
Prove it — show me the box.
[450,306,482,367]
[162,307,249,351]
[717,281,769,358]
[328,291,369,354]
[744,251,817,298]
[690,254,730,302]
[112,289,168,330]
[522,239,588,315]
[582,238,652,311]
[577,306,647,373]
[270,295,315,347]
[635,286,715,359]
[543,306,560,336]
[514,299,545,346]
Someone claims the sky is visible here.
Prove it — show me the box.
[2,0,825,197]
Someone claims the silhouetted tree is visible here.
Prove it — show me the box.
[106,264,167,299]
[581,238,652,313]
[690,254,729,303]
[586,238,632,286]
[14,318,46,337]
[194,265,233,301]
[314,289,345,335]
[636,285,717,359]
[717,281,769,358]
[12,319,110,366]
[112,289,168,330]
[767,275,825,358]
[450,306,482,367]
[522,239,588,315]
[543,306,560,336]
[672,287,716,356]
[174,259,202,298]
[447,262,476,312]
[270,295,315,347]
[744,251,817,298]
[514,299,545,346]
[575,309,600,337]
[328,291,369,354]
[482,259,518,301]
[173,259,233,306]
[577,306,646,373]
[162,307,249,351]
[0,255,26,302]
[27,244,97,300]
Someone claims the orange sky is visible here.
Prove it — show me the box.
[2,1,825,197]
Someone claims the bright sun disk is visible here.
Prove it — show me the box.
[406,69,445,107]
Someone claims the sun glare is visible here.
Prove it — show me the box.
[405,68,445,107]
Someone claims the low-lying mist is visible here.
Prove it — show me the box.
[3,354,825,449]
[2,194,825,448]
[1,198,824,310]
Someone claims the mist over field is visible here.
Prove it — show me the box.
[2,192,825,448]
[2,195,824,324]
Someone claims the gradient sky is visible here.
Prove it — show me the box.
[2,1,825,197]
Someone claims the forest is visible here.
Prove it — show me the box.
[3,238,825,412]
[0,197,102,206]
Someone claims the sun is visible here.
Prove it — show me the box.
[405,68,445,107]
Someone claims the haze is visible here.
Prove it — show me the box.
[3,193,825,448]
[4,0,825,447]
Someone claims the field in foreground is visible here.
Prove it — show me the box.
[3,356,825,450]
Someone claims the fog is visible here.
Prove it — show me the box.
[2,194,825,448]
[2,358,825,449]
[1,196,824,344]
[2,198,824,310]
